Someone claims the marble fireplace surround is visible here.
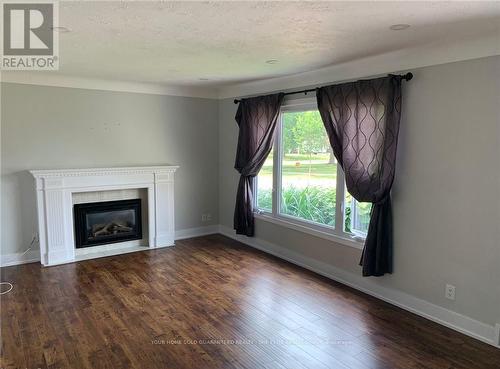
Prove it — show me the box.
[30,166,178,266]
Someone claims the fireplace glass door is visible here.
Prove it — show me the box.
[74,199,142,248]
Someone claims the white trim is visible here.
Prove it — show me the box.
[0,249,41,267]
[495,324,500,347]
[281,97,318,108]
[0,72,219,99]
[218,36,500,99]
[174,225,219,240]
[218,225,500,348]
[1,35,498,100]
[281,98,317,112]
[30,166,179,178]
[0,225,220,267]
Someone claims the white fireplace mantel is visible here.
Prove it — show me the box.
[30,165,178,266]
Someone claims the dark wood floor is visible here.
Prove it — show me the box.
[1,234,499,369]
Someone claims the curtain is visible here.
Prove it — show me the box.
[233,93,285,236]
[316,75,403,276]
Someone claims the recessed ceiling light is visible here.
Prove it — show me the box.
[265,59,279,64]
[389,24,410,31]
[198,78,210,81]
[51,26,71,33]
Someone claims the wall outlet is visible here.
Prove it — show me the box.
[201,213,212,222]
[445,284,456,300]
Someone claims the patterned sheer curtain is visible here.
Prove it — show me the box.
[233,93,285,236]
[316,75,403,276]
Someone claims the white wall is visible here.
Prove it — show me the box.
[218,56,500,333]
[1,83,219,256]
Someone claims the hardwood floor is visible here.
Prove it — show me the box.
[1,234,499,369]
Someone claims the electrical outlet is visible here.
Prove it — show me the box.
[206,213,212,221]
[201,213,211,222]
[445,284,456,300]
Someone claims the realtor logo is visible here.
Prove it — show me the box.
[1,1,59,70]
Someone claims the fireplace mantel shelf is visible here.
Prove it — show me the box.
[30,165,178,266]
[30,165,179,178]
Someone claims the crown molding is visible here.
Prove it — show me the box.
[1,33,498,100]
[217,32,500,99]
[0,72,219,99]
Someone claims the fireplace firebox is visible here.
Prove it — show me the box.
[73,199,142,248]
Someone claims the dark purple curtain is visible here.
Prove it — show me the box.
[234,93,285,236]
[316,75,403,276]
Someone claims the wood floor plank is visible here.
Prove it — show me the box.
[1,234,499,369]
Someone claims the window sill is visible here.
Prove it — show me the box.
[254,213,364,250]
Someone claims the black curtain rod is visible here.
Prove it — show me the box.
[233,72,413,104]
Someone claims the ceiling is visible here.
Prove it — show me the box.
[7,1,500,88]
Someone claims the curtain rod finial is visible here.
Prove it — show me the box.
[234,99,240,104]
[404,72,413,81]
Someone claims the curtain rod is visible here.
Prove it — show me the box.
[233,72,413,104]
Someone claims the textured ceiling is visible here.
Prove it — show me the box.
[32,1,500,87]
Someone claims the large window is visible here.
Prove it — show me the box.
[255,148,273,213]
[255,99,371,242]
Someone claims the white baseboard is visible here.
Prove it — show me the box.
[0,225,219,267]
[175,225,219,240]
[0,249,40,267]
[218,225,500,349]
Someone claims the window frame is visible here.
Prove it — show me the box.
[253,97,365,249]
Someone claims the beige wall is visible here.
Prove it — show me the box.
[1,83,219,255]
[218,56,500,327]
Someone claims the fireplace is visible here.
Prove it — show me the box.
[74,199,142,248]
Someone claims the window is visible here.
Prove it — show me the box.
[255,148,273,213]
[254,98,371,244]
[344,191,371,236]
[279,109,336,227]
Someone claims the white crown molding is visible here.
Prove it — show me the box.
[218,225,500,348]
[0,72,219,99]
[1,34,498,100]
[218,33,500,99]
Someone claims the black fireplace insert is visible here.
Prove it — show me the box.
[73,199,142,248]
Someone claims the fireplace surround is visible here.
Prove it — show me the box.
[30,166,178,266]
